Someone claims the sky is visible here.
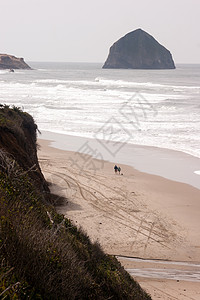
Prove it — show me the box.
[1,0,200,63]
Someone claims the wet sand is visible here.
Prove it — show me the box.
[40,131,200,190]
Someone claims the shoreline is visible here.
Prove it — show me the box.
[38,137,200,300]
[40,130,200,190]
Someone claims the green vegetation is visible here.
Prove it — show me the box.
[0,105,151,299]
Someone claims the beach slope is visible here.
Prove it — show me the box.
[38,138,200,300]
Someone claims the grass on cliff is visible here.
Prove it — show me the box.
[0,105,151,299]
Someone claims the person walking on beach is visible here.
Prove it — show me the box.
[114,165,118,174]
[118,166,121,175]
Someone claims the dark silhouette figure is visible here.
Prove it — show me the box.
[114,165,118,174]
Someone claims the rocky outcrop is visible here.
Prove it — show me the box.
[103,28,175,69]
[0,54,31,69]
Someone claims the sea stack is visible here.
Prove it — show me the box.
[103,28,175,69]
[0,54,31,69]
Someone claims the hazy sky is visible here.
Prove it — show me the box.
[1,0,200,63]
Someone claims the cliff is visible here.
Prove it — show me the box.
[0,105,151,299]
[103,28,175,69]
[0,105,49,193]
[0,54,31,69]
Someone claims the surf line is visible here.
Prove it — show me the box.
[116,255,200,282]
[116,255,200,268]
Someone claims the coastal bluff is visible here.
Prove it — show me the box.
[0,53,31,69]
[0,105,151,299]
[103,28,175,69]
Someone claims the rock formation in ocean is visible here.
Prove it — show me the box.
[103,28,175,69]
[0,54,31,69]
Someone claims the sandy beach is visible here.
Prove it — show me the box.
[38,136,200,300]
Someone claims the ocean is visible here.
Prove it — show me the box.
[0,62,199,159]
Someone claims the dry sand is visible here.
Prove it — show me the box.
[38,138,200,300]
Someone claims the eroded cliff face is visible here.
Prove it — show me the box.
[103,28,175,69]
[0,105,49,194]
[0,106,152,300]
[0,54,31,69]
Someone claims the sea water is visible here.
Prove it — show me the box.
[0,62,199,159]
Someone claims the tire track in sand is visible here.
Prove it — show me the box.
[43,168,172,250]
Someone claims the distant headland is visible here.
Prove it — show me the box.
[103,28,175,69]
[0,53,31,69]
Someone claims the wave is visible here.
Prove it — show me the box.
[0,70,9,74]
[34,78,200,91]
[35,79,69,84]
[1,64,199,162]
[43,105,83,111]
[38,125,200,160]
[1,77,196,95]
[95,78,200,90]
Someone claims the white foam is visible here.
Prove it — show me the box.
[96,78,200,90]
[1,65,200,161]
[194,170,200,175]
[0,70,8,74]
[35,79,69,84]
[35,78,200,91]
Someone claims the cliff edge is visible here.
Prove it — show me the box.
[0,54,31,69]
[103,28,175,69]
[0,106,151,299]
[0,105,49,193]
